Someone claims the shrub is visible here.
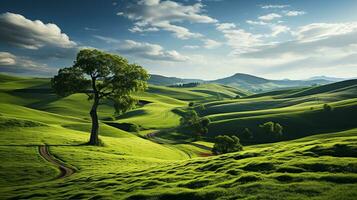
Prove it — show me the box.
[180,110,210,138]
[188,102,195,107]
[323,103,333,112]
[129,124,140,132]
[212,135,243,155]
[259,121,283,141]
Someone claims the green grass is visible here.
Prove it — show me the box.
[0,73,356,199]
[1,127,356,199]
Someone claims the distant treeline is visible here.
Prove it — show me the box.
[169,82,201,88]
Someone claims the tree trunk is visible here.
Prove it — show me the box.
[88,76,100,145]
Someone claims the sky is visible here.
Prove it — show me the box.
[1,0,357,80]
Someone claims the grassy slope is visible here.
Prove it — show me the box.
[198,80,357,139]
[0,74,356,199]
[1,127,356,199]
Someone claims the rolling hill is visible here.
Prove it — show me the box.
[0,73,356,199]
[192,79,357,141]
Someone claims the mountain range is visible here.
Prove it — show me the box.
[148,73,343,93]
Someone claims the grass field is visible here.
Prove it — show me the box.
[0,73,356,199]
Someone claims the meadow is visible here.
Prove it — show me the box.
[0,73,356,199]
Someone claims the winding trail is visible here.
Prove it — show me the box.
[38,145,76,179]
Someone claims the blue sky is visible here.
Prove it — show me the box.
[1,0,357,79]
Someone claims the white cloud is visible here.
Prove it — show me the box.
[183,45,200,49]
[294,22,357,42]
[0,52,16,65]
[118,0,217,39]
[203,39,221,49]
[261,5,290,9]
[93,35,121,43]
[129,26,159,33]
[258,13,282,21]
[216,23,263,54]
[284,10,306,17]
[84,27,98,31]
[0,12,76,50]
[0,51,53,74]
[153,21,203,39]
[216,23,236,31]
[246,20,267,26]
[94,35,188,62]
[271,24,291,37]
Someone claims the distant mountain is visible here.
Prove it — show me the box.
[148,74,203,86]
[210,73,334,92]
[148,73,339,93]
[211,73,269,85]
[307,76,347,82]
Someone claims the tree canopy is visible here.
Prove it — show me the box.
[212,135,243,154]
[51,49,149,145]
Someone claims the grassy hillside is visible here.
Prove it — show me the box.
[0,73,356,199]
[193,80,357,141]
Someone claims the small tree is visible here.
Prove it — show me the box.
[259,121,283,141]
[323,104,333,112]
[51,49,149,145]
[212,135,243,154]
[180,110,210,138]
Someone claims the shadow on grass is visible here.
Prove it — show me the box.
[0,143,89,147]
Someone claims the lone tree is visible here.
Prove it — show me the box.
[51,49,149,145]
[180,110,210,138]
[212,135,243,154]
[259,121,283,141]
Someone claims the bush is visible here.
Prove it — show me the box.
[212,135,243,155]
[180,110,210,138]
[188,102,195,107]
[323,103,333,112]
[129,124,140,132]
[259,121,283,141]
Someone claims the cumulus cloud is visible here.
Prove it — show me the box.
[293,22,357,42]
[271,24,291,37]
[116,40,189,61]
[261,5,290,9]
[183,45,200,49]
[0,51,53,74]
[0,52,16,65]
[258,13,282,21]
[202,39,221,49]
[0,12,76,50]
[240,22,357,59]
[246,20,268,26]
[94,36,188,62]
[284,10,306,17]
[215,23,263,54]
[117,0,217,39]
[216,23,236,31]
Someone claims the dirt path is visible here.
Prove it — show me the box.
[39,145,76,179]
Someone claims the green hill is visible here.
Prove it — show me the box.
[191,80,357,142]
[0,73,356,199]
